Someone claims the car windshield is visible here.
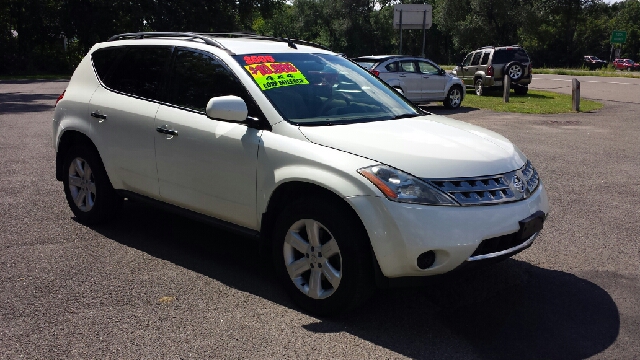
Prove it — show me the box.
[353,59,377,69]
[233,53,420,126]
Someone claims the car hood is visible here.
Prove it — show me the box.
[298,115,527,178]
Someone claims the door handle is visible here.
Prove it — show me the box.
[156,127,178,136]
[399,74,407,77]
[90,112,107,120]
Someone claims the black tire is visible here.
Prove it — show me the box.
[63,144,122,224]
[513,85,528,95]
[474,78,484,96]
[272,197,374,316]
[444,85,463,109]
[504,61,524,82]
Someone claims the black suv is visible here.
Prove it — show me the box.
[452,46,532,96]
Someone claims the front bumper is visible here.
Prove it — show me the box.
[347,182,549,278]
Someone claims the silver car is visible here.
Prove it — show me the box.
[353,55,465,109]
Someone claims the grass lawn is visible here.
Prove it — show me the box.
[462,89,602,114]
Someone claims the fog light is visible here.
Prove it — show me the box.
[417,251,436,269]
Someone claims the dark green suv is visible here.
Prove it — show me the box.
[452,46,532,96]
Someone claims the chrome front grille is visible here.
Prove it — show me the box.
[424,161,540,206]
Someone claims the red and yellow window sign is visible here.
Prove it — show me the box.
[244,61,309,90]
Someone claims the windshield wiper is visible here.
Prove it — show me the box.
[392,113,421,120]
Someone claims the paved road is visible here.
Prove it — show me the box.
[1,80,638,359]
[530,73,640,104]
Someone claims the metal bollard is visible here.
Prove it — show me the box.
[572,78,580,111]
[503,75,511,103]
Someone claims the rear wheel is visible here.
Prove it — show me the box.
[63,145,122,224]
[444,86,462,109]
[514,85,528,95]
[474,78,484,96]
[272,197,374,316]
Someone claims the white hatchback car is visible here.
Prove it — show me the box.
[353,55,465,109]
[53,32,548,316]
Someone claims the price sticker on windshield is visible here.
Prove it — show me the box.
[244,62,309,90]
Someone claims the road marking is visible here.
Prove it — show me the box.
[533,77,634,85]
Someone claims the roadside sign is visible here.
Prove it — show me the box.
[610,31,627,44]
[393,4,432,30]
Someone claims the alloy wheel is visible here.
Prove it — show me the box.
[68,157,96,212]
[509,65,523,80]
[449,88,461,107]
[283,219,342,299]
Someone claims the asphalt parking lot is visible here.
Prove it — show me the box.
[1,79,638,359]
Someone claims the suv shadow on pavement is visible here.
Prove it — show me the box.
[86,200,620,359]
[420,104,479,115]
[0,92,59,114]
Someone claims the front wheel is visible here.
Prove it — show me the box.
[272,197,374,316]
[444,86,463,109]
[62,145,122,224]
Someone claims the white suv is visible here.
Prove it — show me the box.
[53,32,549,316]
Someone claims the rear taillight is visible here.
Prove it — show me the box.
[486,66,494,77]
[55,90,65,106]
[371,70,380,77]
[528,63,533,75]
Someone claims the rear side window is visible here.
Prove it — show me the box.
[105,46,173,101]
[400,60,417,72]
[166,48,258,116]
[481,52,491,65]
[492,49,530,64]
[385,62,398,72]
[470,52,482,66]
[355,60,377,70]
[92,47,125,83]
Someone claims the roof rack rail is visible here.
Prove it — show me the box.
[194,32,331,51]
[107,32,231,53]
[479,46,494,49]
[108,31,332,53]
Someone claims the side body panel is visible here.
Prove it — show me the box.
[154,105,261,229]
[88,86,160,196]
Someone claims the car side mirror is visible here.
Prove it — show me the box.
[206,95,248,122]
[457,63,463,68]
[439,69,446,76]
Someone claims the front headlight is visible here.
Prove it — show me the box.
[358,165,459,206]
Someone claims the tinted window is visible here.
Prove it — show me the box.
[167,49,256,115]
[470,52,482,66]
[418,61,439,75]
[400,60,417,72]
[106,46,172,100]
[92,47,125,83]
[492,49,530,64]
[355,60,377,69]
[385,62,398,72]
[480,52,491,65]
